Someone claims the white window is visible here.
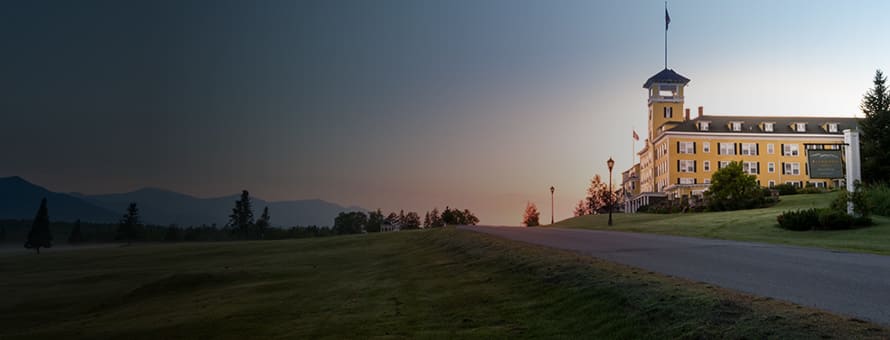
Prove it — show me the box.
[703,160,711,172]
[679,160,696,173]
[828,123,838,133]
[699,121,710,131]
[719,161,730,169]
[743,162,759,175]
[768,162,775,173]
[703,179,711,184]
[664,106,673,118]
[767,143,775,154]
[740,143,758,155]
[679,178,696,185]
[810,181,827,188]
[768,180,775,188]
[719,143,735,155]
[703,142,710,153]
[795,123,806,132]
[784,162,801,175]
[731,122,742,131]
[678,142,695,154]
[763,122,774,132]
[782,144,799,156]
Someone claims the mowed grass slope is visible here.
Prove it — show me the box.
[553,193,890,255]
[1,228,887,339]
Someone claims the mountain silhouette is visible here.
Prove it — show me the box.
[73,187,361,227]
[0,176,118,222]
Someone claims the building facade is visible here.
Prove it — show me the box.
[624,68,858,212]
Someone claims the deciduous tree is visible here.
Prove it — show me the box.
[523,202,540,227]
[705,161,763,211]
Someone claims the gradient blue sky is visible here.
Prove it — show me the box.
[1,1,887,225]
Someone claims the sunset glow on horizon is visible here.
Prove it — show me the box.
[2,0,889,225]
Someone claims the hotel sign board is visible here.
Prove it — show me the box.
[807,150,844,179]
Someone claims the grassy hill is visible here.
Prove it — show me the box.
[552,193,890,255]
[0,228,886,339]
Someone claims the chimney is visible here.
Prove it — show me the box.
[684,108,690,121]
[697,106,704,118]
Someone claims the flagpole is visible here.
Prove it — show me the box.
[664,1,668,70]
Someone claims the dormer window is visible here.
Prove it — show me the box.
[730,121,743,132]
[794,122,806,132]
[763,122,774,132]
[827,123,838,133]
[699,121,710,131]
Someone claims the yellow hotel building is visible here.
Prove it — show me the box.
[623,68,858,212]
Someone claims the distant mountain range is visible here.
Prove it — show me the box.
[0,176,363,227]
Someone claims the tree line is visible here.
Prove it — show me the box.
[9,190,480,253]
[333,206,479,234]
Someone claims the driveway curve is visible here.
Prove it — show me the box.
[459,225,890,326]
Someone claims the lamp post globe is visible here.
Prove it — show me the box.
[607,158,614,226]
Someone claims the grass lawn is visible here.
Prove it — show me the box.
[1,228,887,339]
[552,193,890,255]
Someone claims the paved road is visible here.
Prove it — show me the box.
[459,225,890,326]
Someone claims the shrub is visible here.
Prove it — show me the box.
[776,209,820,231]
[815,209,853,230]
[865,183,890,217]
[705,162,765,211]
[773,183,798,196]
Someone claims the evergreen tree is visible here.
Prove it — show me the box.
[429,208,444,227]
[366,209,384,232]
[117,202,142,245]
[860,69,890,183]
[24,198,52,254]
[227,190,254,239]
[402,212,421,229]
[585,175,616,214]
[68,219,84,244]
[523,202,541,227]
[0,225,6,243]
[163,225,180,242]
[385,212,399,226]
[255,206,271,240]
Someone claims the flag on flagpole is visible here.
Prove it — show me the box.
[632,130,640,141]
[665,7,671,31]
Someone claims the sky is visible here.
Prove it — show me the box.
[1,0,889,225]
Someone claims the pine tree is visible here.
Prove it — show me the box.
[367,209,384,232]
[423,211,431,228]
[68,219,84,244]
[255,206,271,240]
[227,190,254,239]
[118,202,141,245]
[523,202,540,227]
[0,225,6,243]
[860,69,890,183]
[164,225,180,242]
[24,198,52,254]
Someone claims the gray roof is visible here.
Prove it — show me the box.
[643,68,691,88]
[667,115,860,135]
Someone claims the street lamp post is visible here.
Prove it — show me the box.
[550,186,555,225]
[607,157,615,226]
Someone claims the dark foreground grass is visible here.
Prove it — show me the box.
[1,228,886,339]
[553,193,890,255]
